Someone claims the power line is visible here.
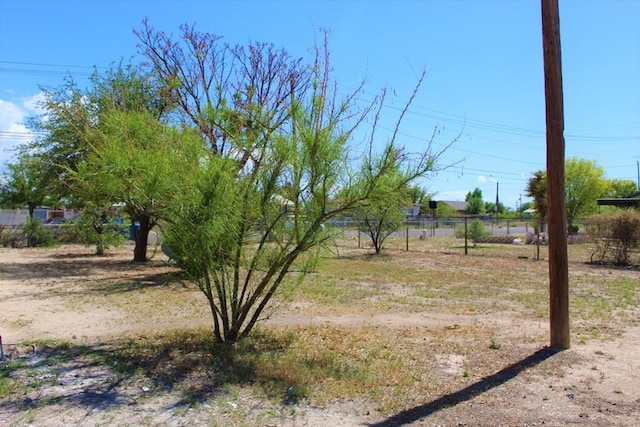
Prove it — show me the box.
[0,60,105,69]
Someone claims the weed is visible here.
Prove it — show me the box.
[489,337,502,350]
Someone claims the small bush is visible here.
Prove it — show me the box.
[70,205,127,255]
[21,218,55,248]
[588,210,640,265]
[455,219,488,247]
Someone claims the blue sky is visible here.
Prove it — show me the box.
[1,0,638,209]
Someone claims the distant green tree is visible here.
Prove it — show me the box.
[455,218,487,247]
[565,157,607,233]
[518,201,533,214]
[73,109,204,261]
[465,188,485,214]
[484,201,506,215]
[407,185,431,214]
[72,202,127,255]
[0,153,53,218]
[356,159,412,254]
[27,62,176,261]
[436,202,457,217]
[604,179,638,199]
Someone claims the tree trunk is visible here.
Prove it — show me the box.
[133,216,151,262]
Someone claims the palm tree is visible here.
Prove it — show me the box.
[525,171,547,260]
[525,171,547,228]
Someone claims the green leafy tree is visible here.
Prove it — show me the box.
[0,153,53,218]
[604,179,638,199]
[20,218,55,248]
[73,110,203,261]
[408,185,428,205]
[160,31,451,343]
[436,201,457,217]
[407,185,432,215]
[455,218,487,247]
[24,79,96,206]
[565,157,607,233]
[484,201,506,215]
[518,201,533,214]
[356,160,412,254]
[465,188,485,214]
[72,203,127,255]
[26,63,175,261]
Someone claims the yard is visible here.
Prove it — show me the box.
[0,236,638,426]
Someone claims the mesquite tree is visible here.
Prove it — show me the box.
[156,28,453,343]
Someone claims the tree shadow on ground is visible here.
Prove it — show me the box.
[0,329,291,416]
[368,346,562,427]
[0,254,187,302]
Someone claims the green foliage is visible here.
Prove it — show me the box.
[465,188,485,214]
[408,185,432,215]
[24,62,174,261]
[158,30,447,343]
[25,62,169,206]
[526,159,611,233]
[484,201,506,215]
[525,170,546,222]
[455,219,488,246]
[565,157,607,223]
[436,202,457,217]
[356,156,412,254]
[71,204,127,255]
[163,155,241,278]
[20,218,55,248]
[604,179,638,199]
[73,109,204,261]
[518,201,533,214]
[0,154,53,216]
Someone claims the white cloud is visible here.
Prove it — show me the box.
[0,93,43,168]
[21,92,45,115]
[477,175,497,183]
[435,190,468,201]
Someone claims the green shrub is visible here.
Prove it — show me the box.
[71,205,127,255]
[455,219,488,247]
[21,218,55,248]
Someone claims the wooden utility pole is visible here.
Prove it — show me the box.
[542,0,570,349]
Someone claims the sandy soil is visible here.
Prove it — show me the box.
[0,243,638,426]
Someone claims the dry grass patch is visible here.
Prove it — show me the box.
[1,239,639,425]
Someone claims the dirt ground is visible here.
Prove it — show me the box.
[0,243,639,426]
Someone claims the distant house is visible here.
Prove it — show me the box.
[439,200,468,215]
[402,203,423,218]
[0,208,76,227]
[597,191,640,209]
[0,209,28,227]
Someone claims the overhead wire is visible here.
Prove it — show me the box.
[1,60,638,186]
